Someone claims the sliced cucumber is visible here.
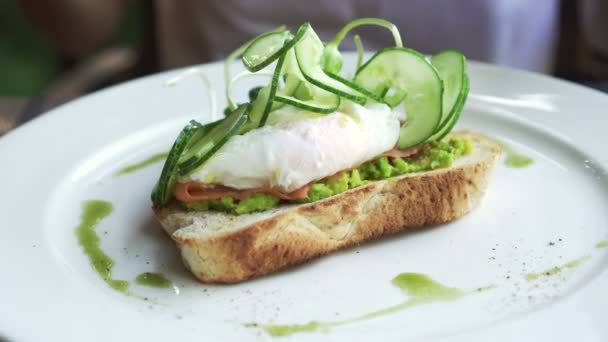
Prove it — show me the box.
[274,90,340,113]
[178,105,249,175]
[278,73,303,98]
[242,31,291,72]
[324,70,385,103]
[429,75,469,141]
[226,69,273,116]
[179,119,221,163]
[322,17,403,74]
[293,81,313,100]
[281,45,304,79]
[353,34,364,70]
[151,120,202,205]
[257,73,302,113]
[264,73,302,112]
[248,86,263,101]
[381,87,407,108]
[241,23,307,73]
[258,53,286,126]
[241,85,271,131]
[241,29,315,130]
[355,47,443,149]
[224,25,286,110]
[429,50,468,135]
[277,49,314,101]
[242,47,291,130]
[294,24,367,104]
[276,58,340,114]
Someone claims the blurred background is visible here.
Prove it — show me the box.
[1,0,607,135]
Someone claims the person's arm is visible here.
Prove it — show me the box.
[20,0,130,59]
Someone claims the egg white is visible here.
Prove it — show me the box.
[181,102,401,192]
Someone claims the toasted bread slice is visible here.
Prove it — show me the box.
[154,131,501,283]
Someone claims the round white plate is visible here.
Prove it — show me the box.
[2,54,608,342]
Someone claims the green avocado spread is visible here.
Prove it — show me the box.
[184,137,472,215]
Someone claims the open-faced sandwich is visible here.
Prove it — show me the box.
[152,19,501,283]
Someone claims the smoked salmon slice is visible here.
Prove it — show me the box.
[175,182,311,202]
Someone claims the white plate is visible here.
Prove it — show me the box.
[2,54,608,342]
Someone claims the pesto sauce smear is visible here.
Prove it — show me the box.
[75,200,131,294]
[525,256,590,281]
[246,273,490,337]
[489,137,534,168]
[115,152,169,176]
[135,272,173,288]
[595,240,608,249]
[186,137,472,215]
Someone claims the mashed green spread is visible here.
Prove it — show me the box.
[308,137,471,202]
[185,193,280,215]
[183,137,472,215]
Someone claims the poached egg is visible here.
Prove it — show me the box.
[181,102,401,192]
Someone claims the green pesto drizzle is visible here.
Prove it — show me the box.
[245,321,329,337]
[596,240,608,249]
[75,200,131,294]
[135,272,172,288]
[245,273,493,337]
[489,137,534,168]
[114,152,169,176]
[525,256,590,281]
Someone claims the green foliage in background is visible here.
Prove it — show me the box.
[0,0,143,96]
[113,0,143,51]
[0,0,59,96]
